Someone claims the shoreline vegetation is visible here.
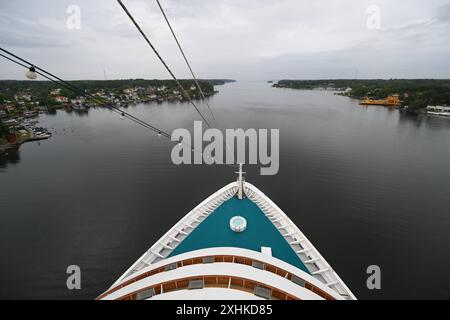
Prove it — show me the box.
[0,79,235,150]
[273,79,450,114]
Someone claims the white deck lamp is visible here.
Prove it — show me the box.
[25,66,37,80]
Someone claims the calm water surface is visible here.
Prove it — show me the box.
[1,82,449,299]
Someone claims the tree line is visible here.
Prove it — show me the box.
[274,79,450,110]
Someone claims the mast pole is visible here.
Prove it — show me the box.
[237,163,246,200]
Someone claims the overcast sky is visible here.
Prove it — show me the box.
[1,0,449,80]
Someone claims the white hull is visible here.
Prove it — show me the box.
[427,112,450,117]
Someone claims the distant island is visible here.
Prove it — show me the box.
[274,79,450,113]
[0,78,236,115]
[204,79,236,86]
[0,78,235,106]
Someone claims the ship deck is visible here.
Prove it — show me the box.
[168,197,310,274]
[105,181,356,300]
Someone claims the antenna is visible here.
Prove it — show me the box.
[354,67,359,80]
[236,163,246,200]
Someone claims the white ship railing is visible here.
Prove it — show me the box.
[103,262,325,301]
[244,182,357,300]
[109,180,356,300]
[111,182,238,287]
[100,247,344,300]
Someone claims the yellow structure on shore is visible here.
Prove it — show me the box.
[360,94,402,107]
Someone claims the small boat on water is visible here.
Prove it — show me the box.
[24,111,38,118]
[27,126,52,141]
[98,165,356,301]
[23,119,38,125]
[2,119,19,126]
[29,131,52,141]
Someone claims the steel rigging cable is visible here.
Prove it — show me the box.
[155,0,217,124]
[154,0,237,166]
[0,48,171,137]
[121,0,237,165]
[116,0,212,129]
[0,48,234,166]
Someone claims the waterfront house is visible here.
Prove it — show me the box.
[50,88,61,96]
[14,92,32,102]
[70,97,86,106]
[5,104,16,113]
[123,88,135,95]
[54,96,69,103]
[94,90,106,97]
[123,88,139,100]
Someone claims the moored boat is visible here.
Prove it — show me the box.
[360,94,402,107]
[426,105,450,117]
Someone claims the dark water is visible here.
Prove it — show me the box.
[1,82,449,300]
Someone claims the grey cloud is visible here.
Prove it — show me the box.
[1,0,449,80]
[436,3,450,21]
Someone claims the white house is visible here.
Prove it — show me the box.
[50,88,61,96]
[54,96,69,103]
[14,93,32,102]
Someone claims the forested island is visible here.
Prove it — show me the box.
[0,79,234,148]
[0,79,234,105]
[0,78,235,119]
[274,79,450,112]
